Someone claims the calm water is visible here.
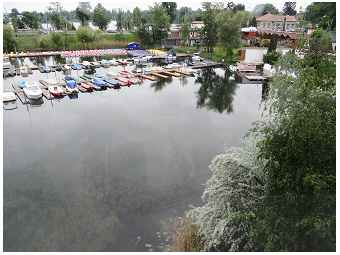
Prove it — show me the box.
[3,56,264,251]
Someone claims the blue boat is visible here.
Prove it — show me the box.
[93,78,106,87]
[43,66,51,72]
[18,81,26,88]
[74,63,82,70]
[104,78,121,86]
[94,73,104,78]
[101,59,110,66]
[66,80,76,87]
[65,76,73,81]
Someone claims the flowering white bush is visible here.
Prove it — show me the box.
[188,134,266,251]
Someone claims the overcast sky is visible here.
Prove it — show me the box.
[3,1,312,15]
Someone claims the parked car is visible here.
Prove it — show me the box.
[38,30,47,34]
[55,30,63,33]
[107,30,116,33]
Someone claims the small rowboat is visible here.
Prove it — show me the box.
[128,75,141,84]
[3,91,16,102]
[64,64,72,70]
[119,70,130,75]
[94,73,104,78]
[80,83,93,91]
[118,58,128,65]
[74,63,82,70]
[48,85,64,97]
[65,80,79,93]
[116,76,131,85]
[83,73,93,79]
[106,71,118,77]
[93,78,107,88]
[104,78,121,87]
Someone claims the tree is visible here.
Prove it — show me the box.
[78,2,92,12]
[252,4,279,17]
[21,11,38,29]
[50,12,65,30]
[48,2,63,13]
[251,32,336,252]
[215,8,242,61]
[3,25,19,51]
[201,2,221,52]
[50,31,62,50]
[76,7,90,26]
[92,3,110,30]
[304,2,336,31]
[76,26,95,43]
[135,15,151,44]
[189,133,266,251]
[180,19,190,46]
[148,3,170,44]
[10,8,20,18]
[282,2,297,16]
[132,7,141,28]
[235,4,245,11]
[161,2,178,24]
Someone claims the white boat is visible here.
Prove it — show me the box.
[106,71,118,77]
[180,67,198,74]
[118,58,128,65]
[3,91,16,102]
[133,55,152,62]
[64,64,72,70]
[127,75,141,84]
[3,56,11,69]
[109,59,118,65]
[91,62,101,67]
[171,63,181,68]
[192,56,203,61]
[20,66,29,77]
[48,85,64,97]
[65,80,79,93]
[82,61,92,68]
[44,79,58,85]
[23,81,42,99]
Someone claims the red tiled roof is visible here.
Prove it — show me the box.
[258,30,310,39]
[256,13,297,22]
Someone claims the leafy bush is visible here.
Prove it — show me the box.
[39,38,49,49]
[260,39,270,47]
[76,26,95,43]
[263,50,282,64]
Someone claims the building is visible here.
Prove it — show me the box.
[241,27,258,45]
[190,21,204,29]
[256,13,300,32]
[127,42,140,50]
[164,21,204,47]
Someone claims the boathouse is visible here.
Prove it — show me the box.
[127,42,140,50]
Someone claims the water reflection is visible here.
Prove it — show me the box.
[195,67,238,114]
[150,76,173,92]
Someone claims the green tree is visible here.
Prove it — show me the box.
[161,2,178,24]
[282,2,297,16]
[50,31,62,50]
[92,3,110,30]
[201,2,222,52]
[252,4,279,17]
[148,3,170,44]
[132,7,142,28]
[215,8,242,61]
[10,8,20,18]
[3,25,19,52]
[304,2,336,31]
[252,32,336,252]
[180,20,190,46]
[267,33,278,53]
[21,11,38,29]
[76,26,95,43]
[135,15,151,44]
[235,3,245,11]
[76,7,90,27]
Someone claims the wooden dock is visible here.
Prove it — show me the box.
[173,70,192,76]
[151,73,169,79]
[161,71,181,77]
[139,74,157,81]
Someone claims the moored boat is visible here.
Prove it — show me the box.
[101,59,110,67]
[20,66,29,77]
[74,63,82,70]
[119,70,130,75]
[106,71,118,77]
[116,76,131,85]
[104,78,121,87]
[23,81,43,99]
[48,85,64,97]
[18,81,26,88]
[83,73,94,79]
[80,82,93,91]
[92,78,107,88]
[94,73,104,78]
[3,56,11,69]
[109,59,118,65]
[65,79,79,93]
[82,61,92,68]
[43,66,51,72]
[3,91,16,102]
[127,75,141,84]
[118,58,128,65]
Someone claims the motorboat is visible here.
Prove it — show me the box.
[109,59,118,65]
[64,64,72,70]
[106,71,118,77]
[171,63,181,68]
[92,78,107,88]
[133,55,152,63]
[3,56,11,69]
[64,76,73,81]
[55,64,62,72]
[48,85,64,97]
[127,75,141,84]
[116,77,131,85]
[23,81,43,99]
[65,79,79,93]
[133,68,143,73]
[80,82,93,91]
[101,59,110,67]
[43,66,51,72]
[3,91,16,102]
[7,65,16,76]
[20,66,29,77]
[82,61,92,68]
[118,58,128,65]
[44,79,58,85]
[142,67,151,72]
[192,56,202,61]
[74,63,82,70]
[104,78,121,87]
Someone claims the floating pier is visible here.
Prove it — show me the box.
[151,73,169,79]
[173,70,192,76]
[139,74,157,81]
[161,71,181,77]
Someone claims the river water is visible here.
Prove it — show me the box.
[3,55,264,251]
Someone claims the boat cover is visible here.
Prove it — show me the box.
[93,78,104,86]
[65,76,73,80]
[74,64,82,68]
[66,80,76,87]
[18,81,26,88]
[83,74,93,79]
[104,79,120,85]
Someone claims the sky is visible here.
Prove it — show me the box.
[3,1,313,14]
